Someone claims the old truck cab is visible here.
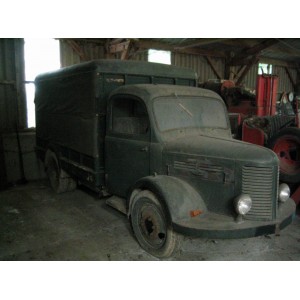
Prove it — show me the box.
[35,60,295,258]
[105,84,295,257]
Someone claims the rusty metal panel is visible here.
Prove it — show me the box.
[172,52,225,83]
[0,38,26,132]
[273,65,296,93]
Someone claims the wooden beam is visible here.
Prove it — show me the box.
[59,38,107,46]
[241,39,279,57]
[224,58,231,80]
[127,44,141,60]
[105,39,114,59]
[205,56,222,79]
[108,40,134,60]
[121,41,131,60]
[135,39,226,58]
[236,55,259,86]
[66,40,86,61]
[175,38,231,49]
[134,39,174,51]
[233,65,245,81]
[285,67,296,90]
[230,39,279,65]
[221,38,265,49]
[109,38,126,45]
[230,57,255,66]
[177,47,226,57]
[109,40,130,54]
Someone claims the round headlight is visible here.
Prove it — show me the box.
[234,194,252,215]
[279,183,290,203]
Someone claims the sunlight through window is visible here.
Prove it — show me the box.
[24,38,60,128]
[148,49,171,65]
[258,63,272,75]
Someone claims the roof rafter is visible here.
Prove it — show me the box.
[175,38,231,49]
[229,39,279,65]
[136,39,226,58]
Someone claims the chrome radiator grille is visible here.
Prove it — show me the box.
[242,166,277,221]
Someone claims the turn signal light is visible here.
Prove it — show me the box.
[190,210,202,217]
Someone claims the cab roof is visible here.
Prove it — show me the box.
[109,84,222,104]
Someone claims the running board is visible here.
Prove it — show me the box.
[106,196,127,215]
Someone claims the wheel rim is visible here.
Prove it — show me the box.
[137,201,167,250]
[273,135,300,175]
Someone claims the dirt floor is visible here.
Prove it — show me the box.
[0,180,299,261]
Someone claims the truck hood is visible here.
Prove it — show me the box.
[163,134,278,165]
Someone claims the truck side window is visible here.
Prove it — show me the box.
[112,98,149,135]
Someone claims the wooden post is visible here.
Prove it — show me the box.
[109,40,131,60]
[66,40,86,61]
[205,56,222,79]
[236,56,259,86]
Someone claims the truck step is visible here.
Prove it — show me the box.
[106,196,127,215]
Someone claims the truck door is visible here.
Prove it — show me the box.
[105,96,150,197]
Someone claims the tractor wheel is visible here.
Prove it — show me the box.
[130,190,178,258]
[268,127,300,183]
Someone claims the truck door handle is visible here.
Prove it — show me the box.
[140,146,149,152]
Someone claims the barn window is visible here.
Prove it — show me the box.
[258,63,272,75]
[148,49,171,65]
[24,38,60,128]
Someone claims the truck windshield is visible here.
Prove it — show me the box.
[153,96,228,132]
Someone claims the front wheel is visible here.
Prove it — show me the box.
[130,190,178,258]
[268,127,300,183]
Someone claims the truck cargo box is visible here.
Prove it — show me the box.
[35,59,197,189]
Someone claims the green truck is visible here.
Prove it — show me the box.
[35,60,296,258]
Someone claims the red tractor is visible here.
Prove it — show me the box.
[202,75,300,205]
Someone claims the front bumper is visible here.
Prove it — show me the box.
[173,198,296,239]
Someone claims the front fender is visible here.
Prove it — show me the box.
[128,175,207,223]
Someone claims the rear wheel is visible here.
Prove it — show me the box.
[268,127,300,183]
[45,150,76,193]
[130,190,178,258]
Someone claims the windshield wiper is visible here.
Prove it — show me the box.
[178,103,193,117]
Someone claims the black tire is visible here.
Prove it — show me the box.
[267,127,300,183]
[45,150,76,193]
[130,190,178,258]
